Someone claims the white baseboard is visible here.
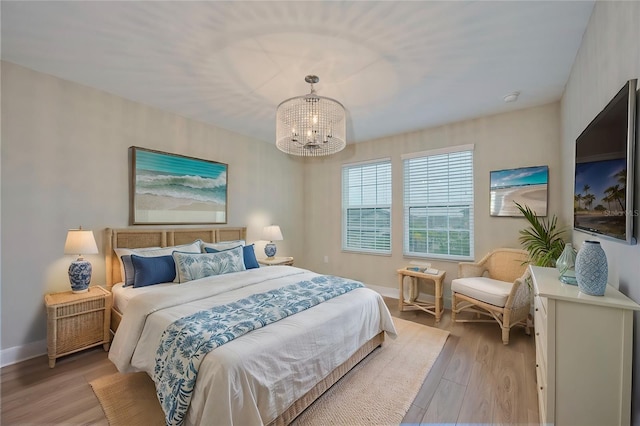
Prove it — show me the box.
[365,283,398,299]
[365,283,453,309]
[1,339,47,368]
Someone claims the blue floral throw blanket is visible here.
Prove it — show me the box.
[153,275,364,425]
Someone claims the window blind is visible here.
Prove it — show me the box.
[342,159,392,254]
[403,148,474,260]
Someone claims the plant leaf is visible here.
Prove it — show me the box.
[514,201,566,267]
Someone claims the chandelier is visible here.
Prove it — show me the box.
[276,75,346,157]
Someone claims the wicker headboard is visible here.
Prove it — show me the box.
[105,227,247,289]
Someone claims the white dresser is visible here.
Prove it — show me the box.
[530,266,640,425]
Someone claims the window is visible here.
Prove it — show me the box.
[403,145,474,260]
[342,159,392,254]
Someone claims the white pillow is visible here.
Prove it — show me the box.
[114,240,202,284]
[200,240,245,252]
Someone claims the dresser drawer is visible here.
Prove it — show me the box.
[534,293,547,316]
[534,296,547,352]
[535,355,548,424]
[534,295,548,332]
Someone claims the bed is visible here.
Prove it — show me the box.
[105,227,397,425]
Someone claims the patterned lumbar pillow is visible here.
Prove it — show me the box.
[173,245,246,283]
[205,244,260,270]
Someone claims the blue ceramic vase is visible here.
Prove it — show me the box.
[575,241,608,296]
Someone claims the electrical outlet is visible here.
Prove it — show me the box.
[323,255,329,263]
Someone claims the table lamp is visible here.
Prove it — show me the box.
[262,225,283,259]
[64,227,99,293]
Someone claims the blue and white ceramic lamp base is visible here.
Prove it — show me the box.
[69,259,92,293]
[264,242,277,258]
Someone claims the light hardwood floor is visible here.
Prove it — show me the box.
[388,298,539,425]
[1,297,538,425]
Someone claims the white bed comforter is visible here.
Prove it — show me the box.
[109,266,397,425]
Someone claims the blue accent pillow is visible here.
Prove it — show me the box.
[242,244,260,269]
[205,244,260,269]
[130,254,176,288]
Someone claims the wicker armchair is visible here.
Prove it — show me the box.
[451,248,531,345]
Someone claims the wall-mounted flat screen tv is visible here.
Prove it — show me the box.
[574,79,637,244]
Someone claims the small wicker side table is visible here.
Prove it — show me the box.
[44,286,112,368]
[397,268,446,323]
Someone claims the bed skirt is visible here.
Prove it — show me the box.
[268,331,385,425]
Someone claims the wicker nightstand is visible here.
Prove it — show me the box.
[44,286,112,368]
[258,256,294,266]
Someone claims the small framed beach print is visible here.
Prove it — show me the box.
[130,147,227,224]
[490,165,548,217]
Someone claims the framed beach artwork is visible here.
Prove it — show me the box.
[490,165,548,217]
[130,147,227,224]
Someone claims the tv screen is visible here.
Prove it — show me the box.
[574,79,637,244]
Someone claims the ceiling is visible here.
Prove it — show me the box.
[1,1,595,145]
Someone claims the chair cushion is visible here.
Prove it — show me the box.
[451,276,513,307]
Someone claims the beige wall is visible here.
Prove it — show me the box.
[0,61,305,350]
[300,103,562,300]
[560,1,640,421]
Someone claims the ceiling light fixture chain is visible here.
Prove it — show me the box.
[276,75,346,157]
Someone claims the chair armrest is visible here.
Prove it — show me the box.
[505,269,532,309]
[458,262,487,278]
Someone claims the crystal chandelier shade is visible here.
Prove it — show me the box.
[276,75,346,157]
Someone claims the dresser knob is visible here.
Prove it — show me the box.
[536,364,539,368]
[540,386,544,390]
[536,332,540,336]
[535,308,539,311]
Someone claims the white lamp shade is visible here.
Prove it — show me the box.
[262,225,283,242]
[64,229,99,256]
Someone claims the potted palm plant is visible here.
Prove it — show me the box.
[514,202,566,267]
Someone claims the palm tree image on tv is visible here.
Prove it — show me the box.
[574,158,626,239]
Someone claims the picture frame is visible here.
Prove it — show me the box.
[490,165,548,217]
[130,147,228,225]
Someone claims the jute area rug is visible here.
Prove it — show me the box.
[90,318,449,426]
